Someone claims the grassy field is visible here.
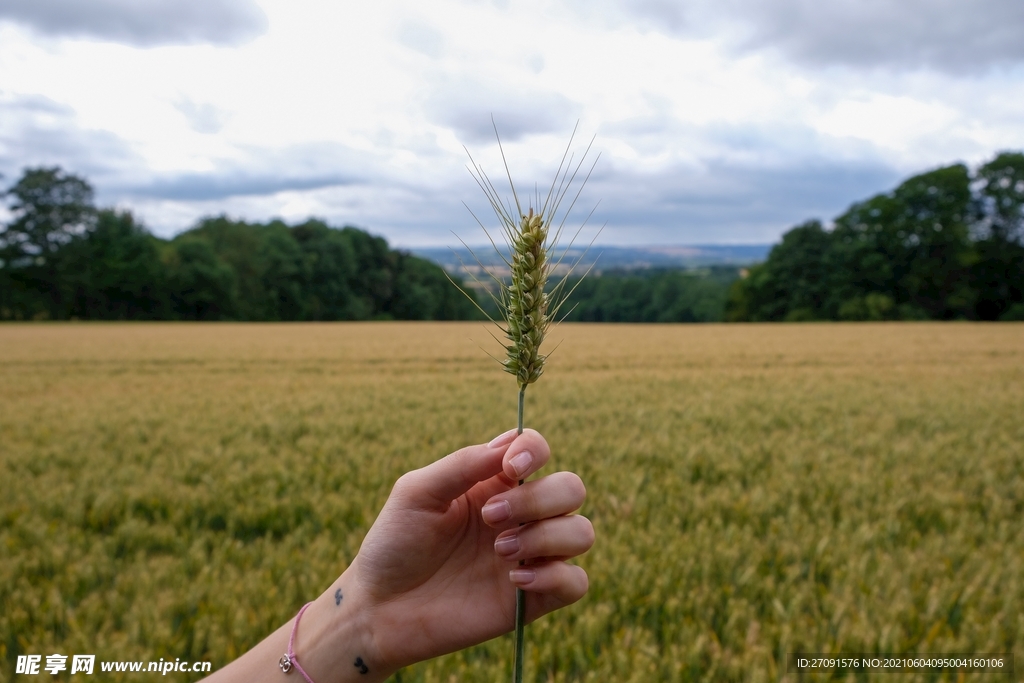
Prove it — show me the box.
[1,322,1022,682]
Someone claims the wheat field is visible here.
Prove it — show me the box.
[1,322,1022,682]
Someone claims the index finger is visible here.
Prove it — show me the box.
[397,442,505,508]
[501,429,551,482]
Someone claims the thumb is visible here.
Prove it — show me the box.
[398,429,517,507]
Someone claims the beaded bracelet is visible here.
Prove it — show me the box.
[279,602,318,683]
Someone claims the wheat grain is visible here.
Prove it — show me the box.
[505,207,550,389]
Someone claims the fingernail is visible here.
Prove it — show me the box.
[509,451,533,478]
[488,429,517,449]
[481,500,511,524]
[510,568,535,586]
[494,534,519,557]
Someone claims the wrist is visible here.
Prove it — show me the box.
[293,567,394,683]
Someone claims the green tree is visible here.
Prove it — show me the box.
[61,210,167,319]
[342,227,395,317]
[971,152,1024,320]
[291,219,360,320]
[0,167,96,318]
[165,238,237,320]
[389,253,480,321]
[182,216,315,320]
[560,269,734,323]
[826,194,903,318]
[647,271,728,322]
[829,164,974,320]
[258,225,309,321]
[891,164,975,318]
[182,216,271,320]
[0,168,482,322]
[727,220,832,321]
[733,165,978,322]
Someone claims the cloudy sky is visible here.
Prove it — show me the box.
[1,0,1023,246]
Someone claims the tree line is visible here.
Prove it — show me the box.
[4,152,1022,324]
[0,168,479,321]
[552,267,736,323]
[726,152,1024,322]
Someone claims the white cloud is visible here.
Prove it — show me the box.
[1,0,1023,245]
[816,95,959,153]
[397,19,445,59]
[0,0,267,47]
[174,99,230,135]
[592,0,1024,73]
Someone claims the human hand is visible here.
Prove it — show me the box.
[348,428,593,675]
[202,429,593,683]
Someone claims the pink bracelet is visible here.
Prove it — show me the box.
[279,602,318,683]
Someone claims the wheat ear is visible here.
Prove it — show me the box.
[451,120,599,683]
[505,207,550,390]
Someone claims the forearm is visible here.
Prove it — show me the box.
[203,569,392,683]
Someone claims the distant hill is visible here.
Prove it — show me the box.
[410,244,771,274]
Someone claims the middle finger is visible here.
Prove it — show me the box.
[481,471,586,529]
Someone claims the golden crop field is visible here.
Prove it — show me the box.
[1,322,1022,683]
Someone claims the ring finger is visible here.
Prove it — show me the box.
[481,471,586,529]
[493,515,595,562]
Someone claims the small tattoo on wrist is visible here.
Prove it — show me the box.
[354,657,369,674]
[335,588,343,606]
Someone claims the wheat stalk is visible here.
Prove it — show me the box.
[450,120,600,683]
